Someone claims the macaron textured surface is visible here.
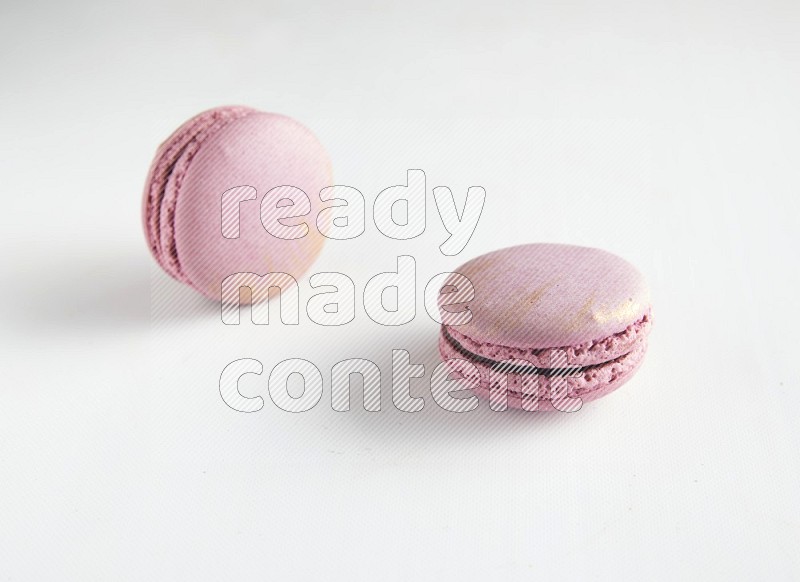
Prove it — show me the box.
[439,243,652,410]
[143,106,332,302]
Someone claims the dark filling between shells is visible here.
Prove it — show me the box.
[441,326,627,378]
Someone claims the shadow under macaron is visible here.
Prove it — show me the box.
[3,247,221,336]
[308,324,609,451]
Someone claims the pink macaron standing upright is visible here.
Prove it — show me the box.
[438,243,652,411]
[143,106,332,303]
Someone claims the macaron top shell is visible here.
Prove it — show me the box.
[446,243,651,351]
[143,106,332,302]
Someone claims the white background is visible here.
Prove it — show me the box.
[1,0,799,580]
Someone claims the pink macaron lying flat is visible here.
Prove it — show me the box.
[143,106,332,302]
[438,243,652,411]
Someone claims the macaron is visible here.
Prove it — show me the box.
[438,243,652,411]
[143,105,332,303]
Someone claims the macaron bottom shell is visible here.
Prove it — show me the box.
[438,326,649,411]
